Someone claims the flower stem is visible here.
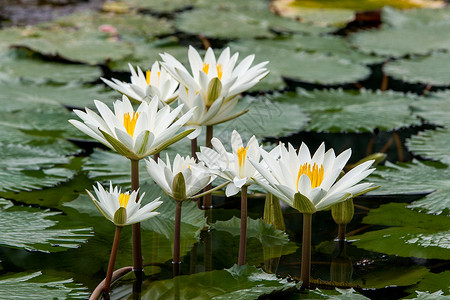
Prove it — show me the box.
[238,185,248,266]
[131,159,143,273]
[202,126,213,209]
[173,200,183,277]
[103,226,123,295]
[301,213,312,289]
[191,138,198,162]
[337,224,346,241]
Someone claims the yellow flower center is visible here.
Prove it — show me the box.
[123,111,140,137]
[237,146,249,177]
[202,62,223,80]
[118,193,130,208]
[296,162,324,190]
[146,70,151,85]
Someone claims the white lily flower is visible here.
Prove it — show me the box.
[69,95,195,160]
[87,182,162,226]
[145,153,212,201]
[197,130,279,197]
[160,46,269,139]
[250,142,377,213]
[101,62,179,105]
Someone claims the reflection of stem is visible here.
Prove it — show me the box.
[191,138,198,161]
[393,132,403,162]
[189,243,198,274]
[203,126,213,209]
[89,266,132,300]
[173,201,183,277]
[238,186,248,266]
[131,159,143,273]
[103,226,123,295]
[300,213,312,289]
[204,208,213,272]
[174,274,181,300]
[337,224,346,241]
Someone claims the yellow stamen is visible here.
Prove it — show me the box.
[123,111,140,137]
[146,70,151,85]
[216,64,223,80]
[237,146,249,177]
[118,193,130,208]
[202,62,210,74]
[296,162,324,190]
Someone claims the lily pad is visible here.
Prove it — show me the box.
[0,271,88,299]
[351,203,450,259]
[382,6,450,28]
[367,160,450,214]
[406,128,450,165]
[384,52,450,86]
[0,205,92,252]
[411,90,450,127]
[406,291,450,299]
[353,266,429,289]
[125,0,195,13]
[139,264,297,299]
[406,270,450,295]
[272,89,420,133]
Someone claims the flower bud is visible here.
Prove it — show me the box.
[205,77,222,107]
[293,192,316,214]
[331,198,354,225]
[113,207,127,227]
[172,172,186,201]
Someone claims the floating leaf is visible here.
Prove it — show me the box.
[367,160,450,214]
[125,0,195,12]
[353,266,429,289]
[406,270,450,295]
[0,205,92,252]
[384,52,450,86]
[411,90,450,127]
[382,6,450,28]
[351,203,450,259]
[0,271,88,299]
[406,128,450,165]
[406,291,450,299]
[139,265,297,300]
[272,89,420,133]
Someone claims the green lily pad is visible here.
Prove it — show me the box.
[353,266,429,289]
[367,160,450,214]
[125,0,196,13]
[0,271,88,299]
[382,6,450,28]
[0,204,92,252]
[406,270,450,296]
[350,24,450,58]
[411,90,450,127]
[291,288,370,299]
[406,128,450,165]
[406,291,450,299]
[272,89,420,133]
[139,264,297,299]
[0,49,101,84]
[384,52,450,86]
[229,39,371,87]
[351,203,450,259]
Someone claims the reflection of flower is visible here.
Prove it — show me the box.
[250,142,376,213]
[87,182,162,226]
[145,153,212,201]
[102,62,179,105]
[197,130,279,197]
[69,95,194,160]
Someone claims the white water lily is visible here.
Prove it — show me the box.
[101,62,179,105]
[197,130,279,197]
[250,142,377,213]
[145,153,212,201]
[87,182,162,226]
[69,95,195,160]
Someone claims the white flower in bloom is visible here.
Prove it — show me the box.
[101,62,179,105]
[145,153,212,201]
[69,95,194,160]
[87,182,162,226]
[197,130,279,197]
[250,142,376,213]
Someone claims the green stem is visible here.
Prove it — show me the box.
[131,159,143,273]
[173,200,182,277]
[238,185,248,266]
[301,213,312,289]
[203,125,213,209]
[103,226,122,295]
[191,138,198,162]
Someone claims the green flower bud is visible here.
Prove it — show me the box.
[263,193,286,231]
[331,198,354,225]
[293,192,316,214]
[205,77,222,107]
[172,172,186,202]
[114,207,127,226]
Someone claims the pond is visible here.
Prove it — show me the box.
[0,0,449,299]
